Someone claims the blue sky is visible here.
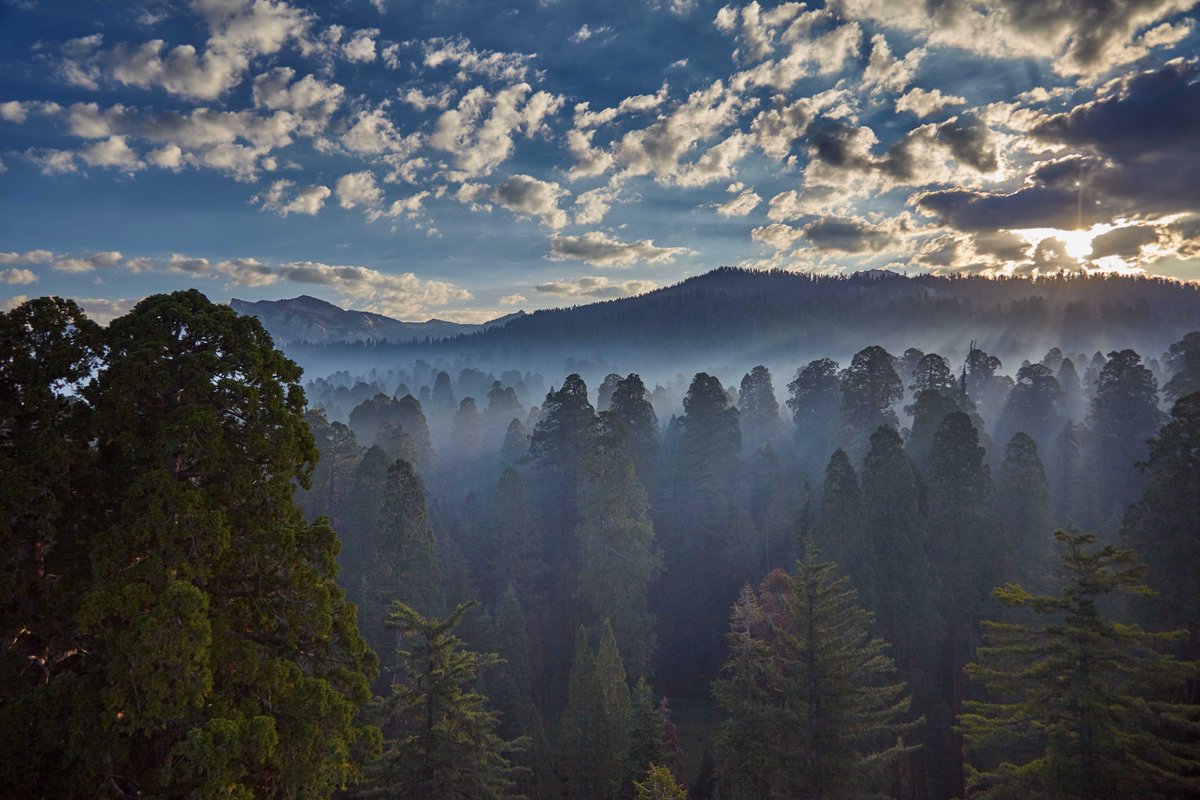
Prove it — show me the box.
[1,0,1198,323]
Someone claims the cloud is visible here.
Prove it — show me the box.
[548,231,689,267]
[341,106,419,155]
[0,268,38,285]
[800,216,898,253]
[493,174,568,228]
[52,251,124,273]
[862,33,923,94]
[0,250,55,265]
[534,275,657,299]
[65,0,314,100]
[368,191,431,221]
[430,83,563,179]
[420,35,535,82]
[256,179,331,216]
[79,136,143,171]
[270,261,472,318]
[342,29,378,63]
[250,67,343,134]
[570,24,613,44]
[26,149,79,175]
[716,187,762,216]
[75,297,140,325]
[751,222,805,249]
[896,87,966,118]
[335,170,384,209]
[833,0,1199,77]
[400,86,455,112]
[573,84,669,129]
[573,185,621,225]
[499,293,526,305]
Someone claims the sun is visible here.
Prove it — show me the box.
[1012,223,1117,262]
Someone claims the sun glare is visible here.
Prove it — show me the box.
[1012,223,1117,262]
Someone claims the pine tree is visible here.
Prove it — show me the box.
[713,552,918,800]
[489,468,544,611]
[1089,349,1166,525]
[576,412,662,677]
[529,373,595,535]
[960,531,1200,799]
[997,432,1052,586]
[841,345,903,461]
[633,764,687,800]
[630,676,667,780]
[1163,330,1200,402]
[1122,391,1200,659]
[816,448,864,583]
[486,584,535,739]
[609,373,660,486]
[996,363,1064,457]
[561,623,633,800]
[500,417,529,465]
[363,601,523,799]
[365,458,443,666]
[738,364,782,455]
[786,357,842,474]
[598,372,623,412]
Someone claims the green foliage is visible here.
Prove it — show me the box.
[610,373,660,486]
[633,763,687,800]
[737,364,782,455]
[787,357,842,473]
[998,432,1053,585]
[561,622,633,800]
[713,551,918,799]
[840,345,903,460]
[0,291,377,799]
[1089,349,1165,523]
[1163,330,1200,402]
[361,601,523,799]
[961,531,1200,799]
[576,413,663,677]
[1122,391,1200,651]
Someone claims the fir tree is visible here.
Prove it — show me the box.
[633,764,687,800]
[960,531,1200,799]
[817,448,866,591]
[609,373,660,487]
[561,622,634,800]
[997,432,1052,586]
[500,417,529,465]
[1163,330,1200,402]
[576,412,662,677]
[737,364,782,455]
[713,551,918,800]
[786,357,842,474]
[363,601,523,800]
[841,345,903,461]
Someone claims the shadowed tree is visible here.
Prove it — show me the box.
[786,357,842,474]
[1163,330,1200,402]
[997,433,1052,586]
[996,363,1064,457]
[841,346,903,462]
[609,373,660,487]
[1122,391,1200,663]
[738,364,782,455]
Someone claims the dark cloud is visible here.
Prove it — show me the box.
[802,216,896,253]
[1090,224,1159,258]
[936,114,999,172]
[1033,60,1200,158]
[917,184,1079,231]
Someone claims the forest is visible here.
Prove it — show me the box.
[3,288,1200,799]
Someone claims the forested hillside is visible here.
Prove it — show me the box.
[282,269,1200,380]
[4,291,1200,799]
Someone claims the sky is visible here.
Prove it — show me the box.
[1,0,1199,324]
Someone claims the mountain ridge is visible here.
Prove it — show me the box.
[229,294,524,345]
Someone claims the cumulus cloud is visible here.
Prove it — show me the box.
[751,222,805,249]
[0,268,38,285]
[0,249,55,265]
[335,170,384,209]
[430,83,564,180]
[342,29,378,63]
[570,24,614,44]
[800,216,898,253]
[420,35,535,82]
[493,174,568,228]
[62,0,314,100]
[548,231,689,267]
[341,106,419,155]
[896,87,967,118]
[717,187,762,216]
[26,149,79,175]
[862,33,923,94]
[499,293,526,305]
[79,135,142,171]
[52,251,124,273]
[832,0,1199,77]
[256,179,332,216]
[534,275,657,299]
[251,67,343,134]
[573,185,621,225]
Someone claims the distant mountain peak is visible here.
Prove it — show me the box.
[229,295,521,345]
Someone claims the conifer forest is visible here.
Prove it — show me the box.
[4,274,1200,799]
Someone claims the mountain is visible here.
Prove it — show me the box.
[229,295,524,344]
[271,268,1200,379]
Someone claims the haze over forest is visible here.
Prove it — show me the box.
[4,0,1200,798]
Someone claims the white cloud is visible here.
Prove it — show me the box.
[26,149,79,175]
[256,179,331,216]
[430,83,564,180]
[896,87,966,118]
[570,24,613,44]
[534,275,657,299]
[499,293,526,305]
[0,250,54,265]
[343,29,378,63]
[0,268,38,285]
[368,191,431,222]
[251,68,343,133]
[751,222,804,249]
[400,86,455,111]
[52,251,124,273]
[494,174,569,228]
[421,35,535,82]
[548,231,690,267]
[341,106,418,155]
[573,84,670,129]
[717,188,762,216]
[862,33,923,94]
[79,135,143,171]
[574,184,621,225]
[335,170,384,209]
